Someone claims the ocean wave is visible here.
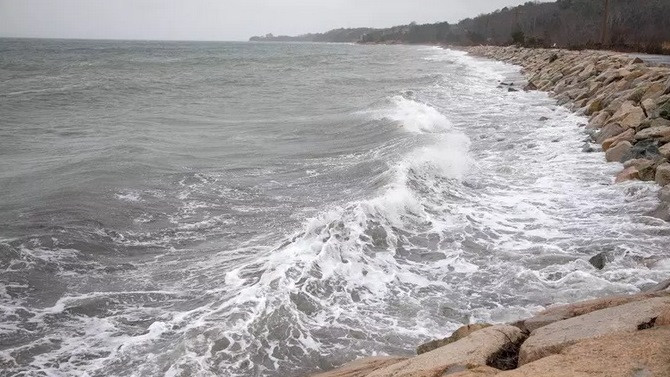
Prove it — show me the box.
[375,95,453,134]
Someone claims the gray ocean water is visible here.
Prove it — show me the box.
[1,39,669,377]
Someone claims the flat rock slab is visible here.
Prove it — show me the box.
[519,296,670,365]
[311,357,408,377]
[500,327,670,377]
[417,323,491,355]
[522,290,670,332]
[367,325,524,377]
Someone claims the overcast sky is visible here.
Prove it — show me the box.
[0,0,546,41]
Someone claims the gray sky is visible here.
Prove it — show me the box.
[0,0,546,41]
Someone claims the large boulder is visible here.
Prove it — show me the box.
[642,81,668,102]
[618,106,647,129]
[367,326,525,377]
[587,111,611,129]
[584,98,602,115]
[519,297,670,365]
[610,101,643,125]
[621,139,661,161]
[615,166,640,183]
[595,123,627,144]
[660,143,670,159]
[658,100,670,120]
[637,117,670,132]
[656,163,670,186]
[635,125,670,140]
[605,140,632,162]
[311,357,408,377]
[621,158,659,181]
[602,128,634,151]
[642,98,659,114]
[417,323,491,355]
[499,327,670,377]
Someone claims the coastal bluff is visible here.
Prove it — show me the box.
[310,281,670,377]
[467,46,670,220]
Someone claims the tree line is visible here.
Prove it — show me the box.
[250,0,670,54]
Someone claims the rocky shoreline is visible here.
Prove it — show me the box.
[311,280,670,377]
[308,48,670,377]
[466,46,670,221]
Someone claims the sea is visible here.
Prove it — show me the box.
[1,39,669,377]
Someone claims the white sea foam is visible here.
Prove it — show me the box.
[3,43,670,377]
[381,95,453,134]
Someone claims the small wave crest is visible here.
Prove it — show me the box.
[365,95,453,134]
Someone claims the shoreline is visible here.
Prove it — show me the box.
[309,47,670,377]
[465,45,670,222]
[311,280,670,377]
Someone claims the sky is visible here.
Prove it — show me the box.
[0,0,547,41]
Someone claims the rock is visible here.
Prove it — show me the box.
[642,98,658,114]
[605,140,632,162]
[311,357,408,377]
[622,159,660,182]
[524,82,538,91]
[417,323,491,355]
[660,143,670,159]
[602,128,634,150]
[632,57,644,64]
[584,98,602,115]
[636,125,670,140]
[638,160,660,181]
[615,166,640,183]
[582,143,596,153]
[538,116,549,121]
[623,158,647,169]
[627,87,647,103]
[656,163,670,186]
[622,139,661,161]
[587,111,610,129]
[521,290,670,333]
[519,297,670,365]
[658,100,670,120]
[637,117,670,132]
[500,327,670,377]
[367,325,525,377]
[595,123,627,144]
[610,101,644,124]
[588,251,614,270]
[618,106,647,129]
[508,87,518,92]
[577,63,596,80]
[642,81,667,102]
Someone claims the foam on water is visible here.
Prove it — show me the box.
[1,42,670,377]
